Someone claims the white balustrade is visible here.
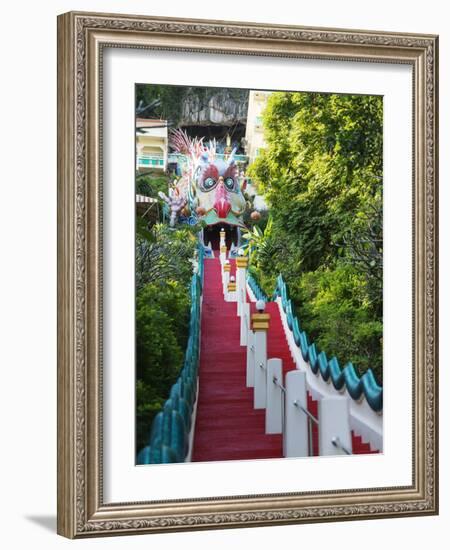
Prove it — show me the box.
[236,256,248,317]
[318,396,352,456]
[240,302,250,346]
[246,330,255,387]
[284,370,309,457]
[275,295,382,452]
[226,277,237,302]
[253,330,268,409]
[222,262,230,296]
[266,358,283,434]
[219,245,227,264]
[237,286,244,317]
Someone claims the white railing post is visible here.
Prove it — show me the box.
[252,308,270,409]
[266,358,283,434]
[240,302,250,346]
[219,228,226,249]
[222,261,230,296]
[235,255,248,317]
[284,370,309,457]
[246,329,255,387]
[219,244,227,264]
[226,277,236,302]
[318,396,352,456]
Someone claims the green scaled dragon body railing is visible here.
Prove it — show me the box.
[272,274,383,412]
[246,271,269,302]
[137,244,205,464]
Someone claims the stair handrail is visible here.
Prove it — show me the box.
[272,274,383,412]
[246,270,269,303]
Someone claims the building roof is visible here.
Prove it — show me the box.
[136,118,168,128]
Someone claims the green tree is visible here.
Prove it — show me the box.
[136,224,197,291]
[248,91,383,378]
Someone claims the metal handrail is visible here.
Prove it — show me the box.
[293,400,318,424]
[293,400,318,457]
[272,375,287,437]
[331,436,352,455]
[272,375,286,394]
[273,274,383,412]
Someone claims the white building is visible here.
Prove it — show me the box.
[136,118,168,172]
[244,90,272,165]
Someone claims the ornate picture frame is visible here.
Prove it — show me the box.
[57,11,438,538]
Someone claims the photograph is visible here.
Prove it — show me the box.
[135,84,384,465]
[55,10,438,537]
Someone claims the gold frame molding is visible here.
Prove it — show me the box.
[57,11,439,538]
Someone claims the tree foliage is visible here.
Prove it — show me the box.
[136,224,197,291]
[136,173,171,199]
[248,91,383,378]
[135,223,197,453]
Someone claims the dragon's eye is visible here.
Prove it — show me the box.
[224,177,235,191]
[203,177,216,190]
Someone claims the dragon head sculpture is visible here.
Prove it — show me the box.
[171,129,247,228]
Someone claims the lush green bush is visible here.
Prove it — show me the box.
[292,265,382,379]
[136,224,197,291]
[135,281,192,454]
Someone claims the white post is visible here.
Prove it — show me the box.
[219,244,227,264]
[226,277,236,302]
[284,370,309,458]
[266,358,283,434]
[253,331,267,409]
[235,255,248,317]
[223,262,230,296]
[246,329,255,387]
[240,302,250,346]
[318,396,352,456]
[252,309,270,409]
[219,228,226,248]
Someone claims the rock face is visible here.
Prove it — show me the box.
[179,89,249,127]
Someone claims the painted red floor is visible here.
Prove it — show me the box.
[192,257,377,462]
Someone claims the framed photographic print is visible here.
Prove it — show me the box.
[57,11,439,538]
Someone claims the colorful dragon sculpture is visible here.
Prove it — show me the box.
[168,129,247,228]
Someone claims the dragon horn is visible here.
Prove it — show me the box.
[227,147,237,165]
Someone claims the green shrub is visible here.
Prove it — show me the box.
[135,281,191,453]
[293,265,382,379]
[135,222,197,454]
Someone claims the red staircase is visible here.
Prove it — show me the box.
[192,259,282,462]
[192,258,378,462]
